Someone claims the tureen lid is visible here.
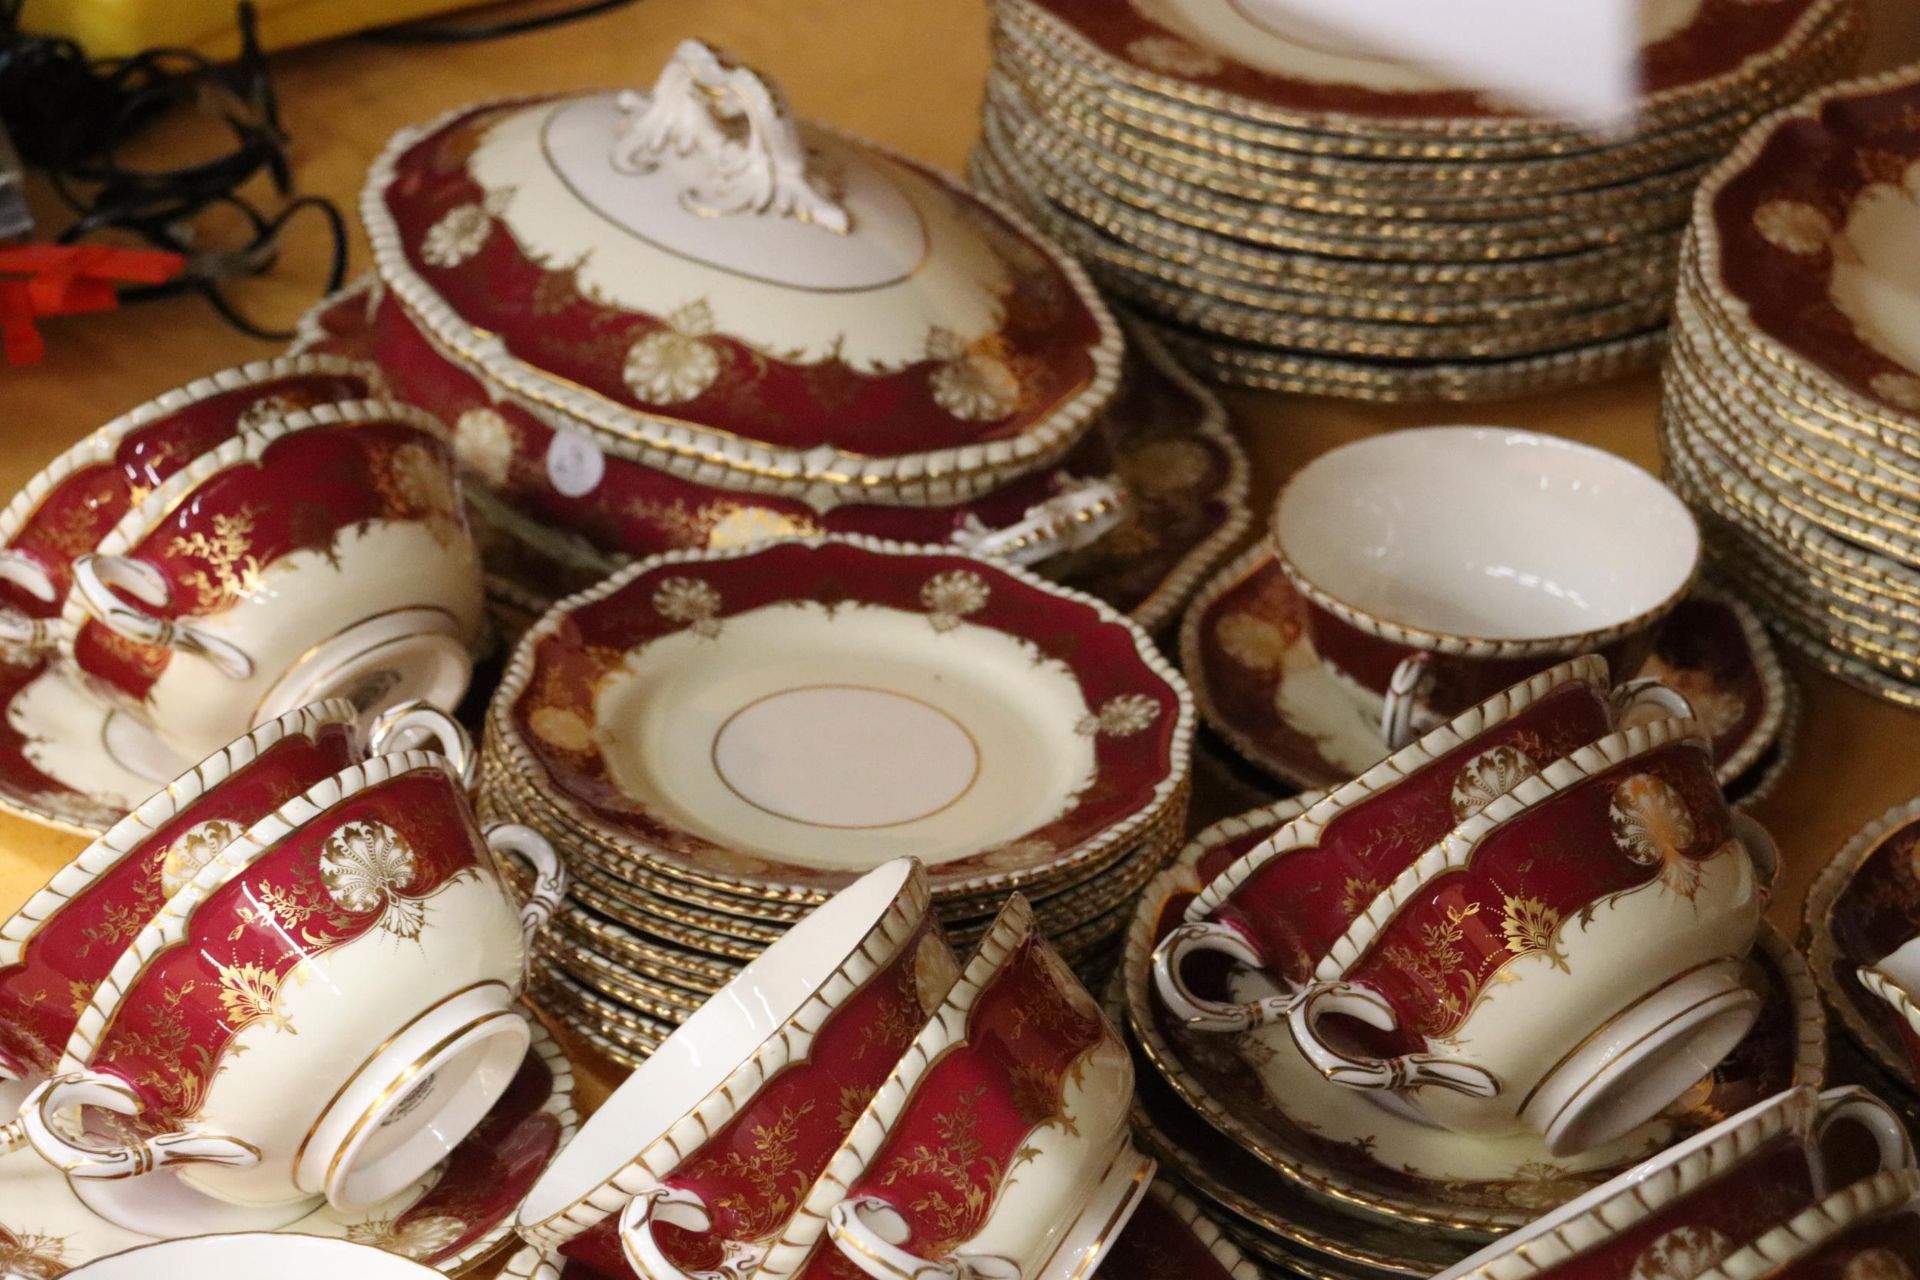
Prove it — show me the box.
[363,39,1123,508]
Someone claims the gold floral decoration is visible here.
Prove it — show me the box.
[529,705,597,754]
[927,329,1021,423]
[0,1226,70,1279]
[1077,693,1161,737]
[1449,745,1539,822]
[624,301,723,405]
[236,394,301,432]
[837,1084,878,1131]
[159,818,245,897]
[345,1214,468,1260]
[1214,611,1298,673]
[654,576,724,637]
[453,408,517,488]
[1753,200,1834,255]
[877,1083,999,1259]
[1119,439,1210,497]
[320,820,427,940]
[171,507,266,608]
[420,203,493,268]
[1499,896,1568,972]
[1381,902,1480,1036]
[374,441,461,544]
[216,960,296,1034]
[914,932,961,1014]
[1627,1226,1734,1280]
[921,570,990,632]
[1608,774,1703,900]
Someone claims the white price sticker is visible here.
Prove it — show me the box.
[546,430,606,497]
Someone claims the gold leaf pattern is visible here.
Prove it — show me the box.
[453,408,517,488]
[654,576,724,637]
[421,203,492,268]
[1499,895,1568,972]
[1077,693,1161,737]
[1449,745,1539,822]
[921,570,990,632]
[1609,774,1704,901]
[170,508,266,608]
[217,960,294,1034]
[320,820,427,940]
[0,1226,70,1279]
[1627,1226,1734,1280]
[1753,200,1834,255]
[159,818,245,897]
[345,1214,467,1260]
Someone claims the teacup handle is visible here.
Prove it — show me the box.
[0,1116,24,1155]
[948,478,1129,566]
[1380,654,1434,752]
[828,1195,1019,1280]
[1610,677,1694,726]
[1150,921,1294,1033]
[1733,812,1779,898]
[485,823,566,945]
[1287,980,1500,1099]
[0,548,58,655]
[19,1070,260,1179]
[1812,1086,1915,1182]
[71,553,255,681]
[621,1185,768,1280]
[368,700,476,788]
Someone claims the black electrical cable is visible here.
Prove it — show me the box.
[0,0,344,341]
[365,0,636,45]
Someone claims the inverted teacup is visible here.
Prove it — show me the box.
[0,355,378,657]
[1437,1086,1914,1280]
[510,859,953,1278]
[1694,1168,1920,1280]
[1271,427,1700,749]
[64,399,485,762]
[1153,655,1693,1031]
[753,894,1150,1280]
[1288,717,1770,1155]
[17,750,564,1236]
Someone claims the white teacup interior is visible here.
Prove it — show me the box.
[516,858,915,1229]
[62,1234,440,1278]
[1273,426,1699,641]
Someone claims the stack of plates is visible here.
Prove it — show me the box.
[474,536,1196,1067]
[1661,66,1920,706]
[969,0,1867,401]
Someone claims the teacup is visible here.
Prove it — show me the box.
[0,698,468,1092]
[0,355,378,657]
[508,858,953,1278]
[15,750,564,1236]
[1437,1086,1914,1280]
[1152,655,1694,1031]
[753,895,1150,1280]
[1857,949,1920,1081]
[64,398,485,762]
[1287,717,1770,1154]
[1694,1168,1920,1280]
[58,1234,441,1279]
[1271,427,1700,749]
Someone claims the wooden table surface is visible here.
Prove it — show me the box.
[3,0,1919,1271]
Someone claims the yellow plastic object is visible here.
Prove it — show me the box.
[20,0,481,59]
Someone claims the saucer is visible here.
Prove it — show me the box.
[498,1176,1261,1280]
[291,279,1253,637]
[0,657,190,837]
[1123,803,1825,1240]
[1805,798,1920,1090]
[0,1013,576,1277]
[1181,543,1790,793]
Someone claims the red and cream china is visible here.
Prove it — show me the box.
[1695,67,1920,423]
[293,279,1252,641]
[0,699,463,1090]
[1436,1086,1913,1280]
[1271,427,1700,748]
[486,535,1191,901]
[1124,821,1826,1240]
[1805,797,1920,1089]
[511,859,952,1271]
[361,39,1122,518]
[755,894,1149,1280]
[1181,542,1789,793]
[1289,718,1769,1153]
[61,400,485,763]
[1153,656,1690,1031]
[0,1016,577,1277]
[0,355,378,659]
[1695,1169,1920,1280]
[18,751,565,1235]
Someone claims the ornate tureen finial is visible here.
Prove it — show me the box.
[611,38,852,235]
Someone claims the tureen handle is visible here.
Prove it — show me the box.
[1608,677,1694,727]
[1380,653,1433,752]
[1812,1086,1914,1182]
[1287,979,1500,1099]
[484,823,567,948]
[71,553,255,681]
[949,478,1130,566]
[0,549,58,656]
[20,1071,261,1179]
[828,1196,1019,1280]
[368,700,476,788]
[620,1185,766,1280]
[1149,921,1295,1034]
[611,38,850,235]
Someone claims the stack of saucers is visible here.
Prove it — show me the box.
[970,0,1867,401]
[475,535,1195,1066]
[1661,66,1920,707]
